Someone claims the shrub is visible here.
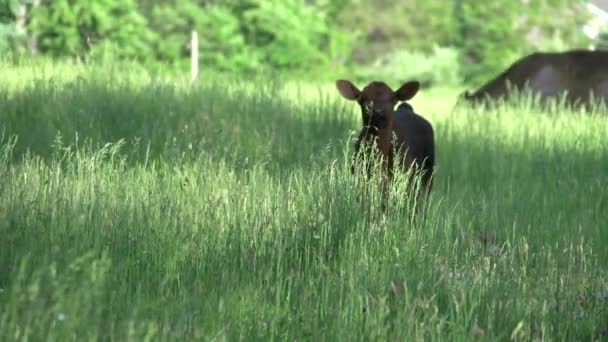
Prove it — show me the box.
[150,1,262,73]
[455,0,590,86]
[595,26,608,49]
[30,0,156,62]
[352,46,462,87]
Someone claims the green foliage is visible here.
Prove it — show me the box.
[456,1,514,84]
[456,0,591,86]
[335,0,456,64]
[524,0,592,47]
[0,2,16,54]
[29,0,156,61]
[0,0,29,55]
[242,0,331,69]
[335,0,589,85]
[596,26,608,49]
[353,46,462,87]
[0,0,597,83]
[149,0,351,74]
[150,1,261,72]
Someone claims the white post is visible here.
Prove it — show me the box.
[191,30,199,81]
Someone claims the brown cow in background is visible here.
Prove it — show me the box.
[462,49,608,108]
[336,80,435,213]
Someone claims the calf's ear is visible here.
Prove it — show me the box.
[395,81,420,101]
[336,80,360,100]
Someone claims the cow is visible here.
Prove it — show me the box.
[336,79,435,214]
[461,49,608,109]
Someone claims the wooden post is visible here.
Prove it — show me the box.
[191,30,199,81]
[28,0,41,54]
[15,2,27,54]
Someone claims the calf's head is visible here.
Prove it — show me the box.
[336,80,420,133]
[336,79,420,176]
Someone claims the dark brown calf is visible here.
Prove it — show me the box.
[336,79,435,211]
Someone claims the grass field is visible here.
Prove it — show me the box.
[1,59,607,341]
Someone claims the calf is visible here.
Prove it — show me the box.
[336,79,435,211]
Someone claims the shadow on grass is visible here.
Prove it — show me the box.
[431,115,608,260]
[0,72,356,176]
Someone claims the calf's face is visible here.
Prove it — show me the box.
[336,79,421,181]
[336,80,420,130]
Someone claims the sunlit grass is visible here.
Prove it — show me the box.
[0,60,607,340]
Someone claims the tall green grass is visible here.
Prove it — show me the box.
[0,60,607,340]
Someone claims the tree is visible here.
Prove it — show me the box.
[0,0,41,55]
[455,0,590,85]
[149,1,261,72]
[597,27,608,49]
[29,0,156,61]
[334,0,456,64]
[148,0,350,74]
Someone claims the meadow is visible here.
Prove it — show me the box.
[0,59,607,341]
